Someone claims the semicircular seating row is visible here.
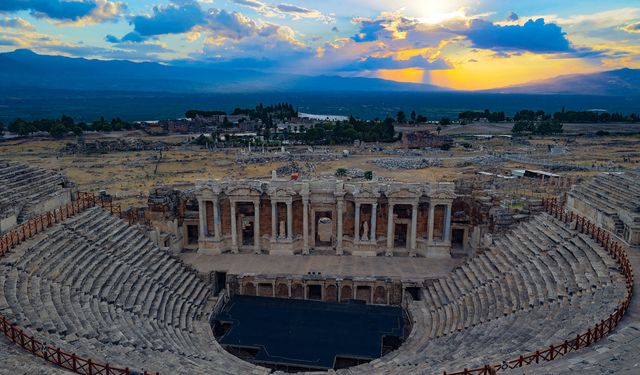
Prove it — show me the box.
[336,213,627,375]
[0,206,270,375]
[0,161,68,224]
[0,204,628,375]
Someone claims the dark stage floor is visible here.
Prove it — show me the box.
[213,295,405,370]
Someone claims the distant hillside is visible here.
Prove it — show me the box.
[489,68,640,96]
[0,49,445,93]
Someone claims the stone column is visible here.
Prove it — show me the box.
[336,198,344,255]
[444,203,452,242]
[354,202,361,244]
[386,202,394,256]
[286,200,293,241]
[213,198,221,241]
[230,201,238,253]
[428,203,435,243]
[253,200,260,253]
[410,202,418,255]
[271,200,277,243]
[198,199,207,240]
[370,203,377,243]
[302,198,309,254]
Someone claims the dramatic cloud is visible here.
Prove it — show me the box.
[105,32,145,43]
[351,19,387,42]
[276,4,333,22]
[0,0,95,21]
[0,17,35,30]
[506,11,519,22]
[461,18,571,53]
[341,55,450,71]
[130,1,205,37]
[622,21,640,34]
[0,0,123,23]
[232,0,334,22]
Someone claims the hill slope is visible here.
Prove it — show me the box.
[0,49,444,93]
[490,69,640,96]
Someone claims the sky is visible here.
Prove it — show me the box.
[0,0,639,90]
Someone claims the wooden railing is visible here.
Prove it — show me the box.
[443,198,634,375]
[0,193,158,375]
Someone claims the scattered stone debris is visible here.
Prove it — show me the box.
[60,138,167,155]
[382,149,425,156]
[455,155,502,167]
[372,157,442,170]
[345,169,366,178]
[236,151,339,165]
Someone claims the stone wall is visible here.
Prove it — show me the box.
[231,274,405,306]
[195,178,456,258]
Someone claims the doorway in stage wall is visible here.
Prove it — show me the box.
[187,225,199,244]
[307,284,322,300]
[241,216,255,246]
[315,212,333,247]
[394,223,407,248]
[452,228,464,247]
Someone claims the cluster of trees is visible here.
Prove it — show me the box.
[4,116,134,138]
[513,109,639,123]
[186,103,298,130]
[184,109,226,118]
[553,110,638,123]
[300,116,396,145]
[513,109,548,121]
[396,110,428,124]
[458,109,506,122]
[233,103,298,122]
[512,120,563,135]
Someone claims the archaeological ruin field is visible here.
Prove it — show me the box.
[0,121,639,374]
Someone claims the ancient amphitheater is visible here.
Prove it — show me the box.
[0,160,637,375]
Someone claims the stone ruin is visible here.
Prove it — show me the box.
[0,165,636,375]
[0,160,74,234]
[60,137,168,155]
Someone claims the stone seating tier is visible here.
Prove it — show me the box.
[0,202,629,375]
[335,212,627,375]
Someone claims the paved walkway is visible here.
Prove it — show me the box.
[180,253,463,280]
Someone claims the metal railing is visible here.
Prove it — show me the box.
[443,198,634,375]
[0,193,158,375]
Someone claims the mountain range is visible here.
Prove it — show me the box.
[0,49,442,93]
[488,68,640,96]
[0,49,638,96]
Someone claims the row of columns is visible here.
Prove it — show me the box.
[353,202,377,244]
[270,200,293,241]
[199,197,451,254]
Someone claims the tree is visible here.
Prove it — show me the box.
[364,171,373,181]
[439,117,451,126]
[335,168,347,177]
[512,121,535,133]
[223,117,231,128]
[410,110,417,123]
[60,114,74,127]
[49,123,68,138]
[396,111,407,124]
[0,122,4,137]
[436,126,442,135]
[416,114,427,123]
